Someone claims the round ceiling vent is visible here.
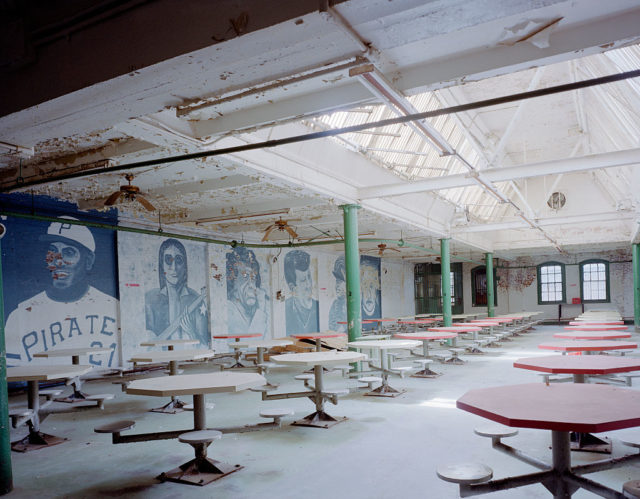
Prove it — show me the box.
[547,192,566,210]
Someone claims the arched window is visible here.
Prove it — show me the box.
[471,266,497,307]
[537,262,565,304]
[579,259,609,303]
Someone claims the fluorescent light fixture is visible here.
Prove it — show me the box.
[195,208,290,224]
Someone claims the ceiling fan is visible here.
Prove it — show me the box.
[366,243,401,256]
[262,217,298,241]
[104,174,156,211]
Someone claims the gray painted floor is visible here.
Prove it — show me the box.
[6,325,640,498]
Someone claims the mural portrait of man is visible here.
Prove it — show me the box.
[361,255,382,324]
[284,249,319,334]
[226,247,269,335]
[144,238,209,345]
[4,215,119,366]
[328,255,347,332]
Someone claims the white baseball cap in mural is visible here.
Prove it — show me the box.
[40,216,96,253]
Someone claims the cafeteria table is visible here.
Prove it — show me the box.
[129,349,216,413]
[564,325,628,331]
[140,339,200,350]
[553,331,631,340]
[33,346,112,402]
[453,383,640,498]
[393,332,457,372]
[290,331,347,352]
[212,333,261,368]
[538,340,637,355]
[125,372,266,485]
[7,364,94,451]
[267,350,366,428]
[347,339,421,396]
[514,355,640,453]
[234,338,293,374]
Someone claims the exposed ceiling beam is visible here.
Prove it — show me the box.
[358,148,640,199]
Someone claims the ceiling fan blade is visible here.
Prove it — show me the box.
[136,195,156,211]
[285,226,298,239]
[389,247,401,252]
[262,226,276,241]
[104,191,123,206]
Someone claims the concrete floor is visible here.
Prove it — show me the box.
[6,325,640,498]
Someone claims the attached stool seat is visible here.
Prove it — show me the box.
[324,388,350,405]
[412,358,441,377]
[39,389,63,400]
[357,376,382,389]
[390,366,413,378]
[164,369,185,375]
[474,425,519,443]
[259,408,294,425]
[9,408,34,428]
[179,429,222,446]
[624,480,640,498]
[86,393,114,409]
[294,374,314,387]
[620,437,640,450]
[94,420,135,438]
[249,384,278,393]
[437,463,493,485]
[333,364,355,377]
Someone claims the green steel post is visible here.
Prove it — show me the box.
[0,235,13,495]
[441,239,452,327]
[342,205,362,342]
[634,244,640,331]
[486,252,495,318]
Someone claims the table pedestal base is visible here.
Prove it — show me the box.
[411,368,442,378]
[292,410,347,429]
[364,382,405,398]
[151,397,188,414]
[570,432,612,454]
[55,390,90,403]
[11,431,66,452]
[158,458,242,486]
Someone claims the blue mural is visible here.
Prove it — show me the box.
[2,195,119,367]
[328,255,347,332]
[226,247,270,335]
[361,255,382,330]
[284,249,319,334]
[144,238,209,345]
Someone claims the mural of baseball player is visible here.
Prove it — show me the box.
[226,247,270,335]
[4,215,119,366]
[144,238,209,345]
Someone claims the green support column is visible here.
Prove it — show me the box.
[441,239,452,327]
[486,252,495,318]
[0,233,13,495]
[633,243,640,331]
[342,205,362,342]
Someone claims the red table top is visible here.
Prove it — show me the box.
[554,331,632,340]
[569,321,624,326]
[429,326,481,333]
[471,318,513,324]
[213,333,261,339]
[538,340,637,352]
[363,318,396,322]
[514,355,640,375]
[564,325,628,331]
[290,332,347,339]
[468,321,500,327]
[394,332,458,341]
[457,383,640,432]
[397,319,439,324]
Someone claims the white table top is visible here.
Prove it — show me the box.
[139,339,200,347]
[270,351,366,367]
[347,339,421,350]
[234,339,293,348]
[33,347,111,358]
[126,372,266,397]
[354,334,392,340]
[129,349,216,363]
[7,364,94,382]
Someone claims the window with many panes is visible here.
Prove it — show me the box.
[537,262,565,304]
[580,259,609,303]
[471,266,497,307]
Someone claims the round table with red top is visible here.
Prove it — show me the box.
[554,330,632,340]
[430,325,482,344]
[564,324,628,331]
[538,340,637,355]
[454,383,640,497]
[291,332,347,352]
[212,333,262,368]
[568,321,624,326]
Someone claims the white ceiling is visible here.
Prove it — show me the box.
[1,0,640,262]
